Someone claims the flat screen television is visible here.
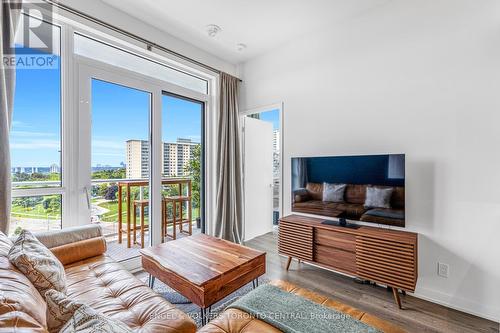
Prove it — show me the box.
[291,154,405,227]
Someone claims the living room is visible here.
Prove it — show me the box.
[0,1,499,332]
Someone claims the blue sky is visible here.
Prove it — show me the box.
[11,56,202,168]
[10,52,61,168]
[258,109,280,130]
[91,80,202,166]
[10,46,279,168]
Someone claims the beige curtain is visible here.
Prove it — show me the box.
[0,1,21,234]
[214,73,244,243]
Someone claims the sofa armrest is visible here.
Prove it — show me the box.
[34,224,107,265]
[51,237,107,266]
[293,188,311,203]
[34,224,102,248]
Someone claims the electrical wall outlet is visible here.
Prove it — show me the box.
[438,262,450,278]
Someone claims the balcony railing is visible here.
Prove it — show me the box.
[11,178,198,238]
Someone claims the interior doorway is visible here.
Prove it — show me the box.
[242,104,283,241]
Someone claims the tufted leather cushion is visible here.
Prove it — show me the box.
[199,280,406,333]
[64,255,196,333]
[0,232,47,331]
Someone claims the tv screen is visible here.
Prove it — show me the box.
[291,154,405,227]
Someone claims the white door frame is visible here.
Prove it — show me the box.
[241,102,284,226]
[77,56,211,269]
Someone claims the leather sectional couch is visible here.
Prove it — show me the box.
[293,182,405,227]
[0,225,196,332]
[0,225,404,333]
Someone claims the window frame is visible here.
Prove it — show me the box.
[10,11,68,233]
[11,3,218,236]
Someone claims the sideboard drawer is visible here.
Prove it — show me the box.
[315,228,356,253]
[315,245,356,274]
[278,221,313,261]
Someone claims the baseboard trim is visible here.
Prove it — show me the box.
[278,254,499,323]
[411,287,500,323]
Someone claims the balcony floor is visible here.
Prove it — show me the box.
[105,223,202,262]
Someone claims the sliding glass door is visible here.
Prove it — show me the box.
[162,94,204,236]
[78,64,159,268]
[90,79,152,261]
[78,60,207,268]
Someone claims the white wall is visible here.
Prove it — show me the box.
[239,0,500,322]
[59,0,237,76]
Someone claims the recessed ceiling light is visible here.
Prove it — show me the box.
[206,24,221,37]
[237,43,247,52]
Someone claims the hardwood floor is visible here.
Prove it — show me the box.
[245,230,499,333]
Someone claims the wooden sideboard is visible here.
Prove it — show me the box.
[278,214,418,308]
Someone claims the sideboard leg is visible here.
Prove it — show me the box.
[285,256,292,270]
[392,287,402,309]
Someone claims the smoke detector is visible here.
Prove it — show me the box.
[206,24,221,37]
[236,43,247,52]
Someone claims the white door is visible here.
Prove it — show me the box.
[243,117,274,241]
[77,63,161,270]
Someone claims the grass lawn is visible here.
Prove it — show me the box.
[95,200,122,222]
[11,203,60,220]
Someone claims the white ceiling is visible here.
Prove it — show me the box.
[102,0,390,64]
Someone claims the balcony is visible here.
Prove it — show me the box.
[11,178,201,262]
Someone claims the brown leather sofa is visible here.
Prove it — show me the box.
[293,182,405,227]
[198,280,405,333]
[0,225,196,333]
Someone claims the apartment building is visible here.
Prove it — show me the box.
[125,140,149,179]
[126,138,199,179]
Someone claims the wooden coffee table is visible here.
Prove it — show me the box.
[140,234,266,325]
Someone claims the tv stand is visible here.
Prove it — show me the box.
[279,214,418,309]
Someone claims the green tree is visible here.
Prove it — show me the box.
[185,145,201,209]
[92,168,125,180]
[43,196,61,214]
[97,183,108,197]
[13,197,41,209]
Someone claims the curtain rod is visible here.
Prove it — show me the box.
[42,0,242,82]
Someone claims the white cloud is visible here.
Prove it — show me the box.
[11,130,58,138]
[11,140,60,150]
[11,121,31,128]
